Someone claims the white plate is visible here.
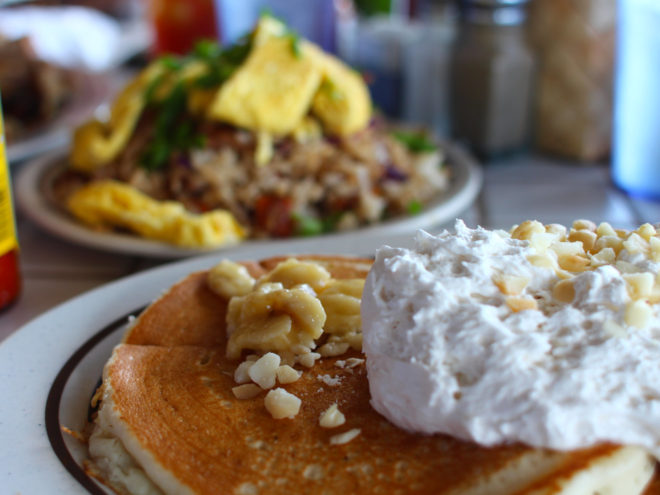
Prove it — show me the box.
[6,72,114,164]
[15,143,482,258]
[0,238,417,494]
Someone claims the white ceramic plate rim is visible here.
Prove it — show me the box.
[14,142,482,258]
[0,237,421,493]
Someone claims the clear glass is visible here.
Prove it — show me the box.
[612,0,660,199]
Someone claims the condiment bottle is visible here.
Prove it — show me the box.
[450,0,534,159]
[0,99,20,311]
[147,0,218,55]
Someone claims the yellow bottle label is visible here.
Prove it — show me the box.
[0,115,18,256]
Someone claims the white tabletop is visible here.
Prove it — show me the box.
[3,153,659,341]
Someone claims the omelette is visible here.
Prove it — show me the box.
[55,16,448,247]
[84,256,658,495]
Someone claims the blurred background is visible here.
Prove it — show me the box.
[0,0,623,164]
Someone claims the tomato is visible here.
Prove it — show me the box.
[254,195,294,237]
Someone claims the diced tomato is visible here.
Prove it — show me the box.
[254,195,294,237]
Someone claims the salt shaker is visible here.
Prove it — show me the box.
[449,0,534,159]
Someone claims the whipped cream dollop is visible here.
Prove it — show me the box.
[361,220,660,458]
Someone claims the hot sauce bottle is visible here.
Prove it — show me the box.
[149,0,219,55]
[0,101,20,311]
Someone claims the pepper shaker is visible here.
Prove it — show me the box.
[449,0,534,159]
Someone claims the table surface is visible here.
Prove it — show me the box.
[3,153,660,341]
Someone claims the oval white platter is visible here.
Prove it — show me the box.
[15,141,482,258]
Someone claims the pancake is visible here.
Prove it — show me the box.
[85,255,658,495]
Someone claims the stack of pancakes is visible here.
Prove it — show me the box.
[86,256,659,495]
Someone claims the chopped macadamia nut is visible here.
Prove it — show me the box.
[557,253,590,272]
[568,229,598,252]
[623,233,649,255]
[624,272,654,300]
[637,223,656,240]
[298,352,321,368]
[319,404,346,428]
[492,274,529,296]
[527,253,558,270]
[597,222,617,238]
[594,235,623,255]
[553,279,575,303]
[650,237,660,262]
[506,297,537,312]
[232,384,263,400]
[604,319,626,338]
[234,360,254,384]
[545,223,567,239]
[625,300,652,329]
[319,341,350,357]
[572,219,597,232]
[276,365,302,384]
[511,220,545,241]
[550,241,584,257]
[264,388,301,419]
[590,247,616,266]
[249,352,281,389]
[329,428,361,445]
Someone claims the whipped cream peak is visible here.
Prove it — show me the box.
[362,220,660,457]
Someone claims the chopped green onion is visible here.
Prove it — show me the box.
[288,32,302,58]
[320,79,343,101]
[406,200,423,215]
[159,55,183,71]
[293,213,324,236]
[392,131,437,153]
[139,36,254,171]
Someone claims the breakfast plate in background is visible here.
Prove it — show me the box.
[6,71,116,164]
[15,141,482,258]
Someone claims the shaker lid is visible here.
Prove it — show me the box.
[460,0,529,25]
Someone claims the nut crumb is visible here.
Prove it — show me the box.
[298,352,321,368]
[319,403,346,428]
[303,464,324,481]
[236,482,258,495]
[264,388,301,419]
[329,428,361,445]
[249,352,281,389]
[317,374,342,386]
[276,365,302,384]
[345,358,364,368]
[232,384,262,400]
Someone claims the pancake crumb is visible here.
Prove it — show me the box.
[236,482,258,495]
[329,428,361,445]
[303,464,324,480]
[318,374,342,386]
